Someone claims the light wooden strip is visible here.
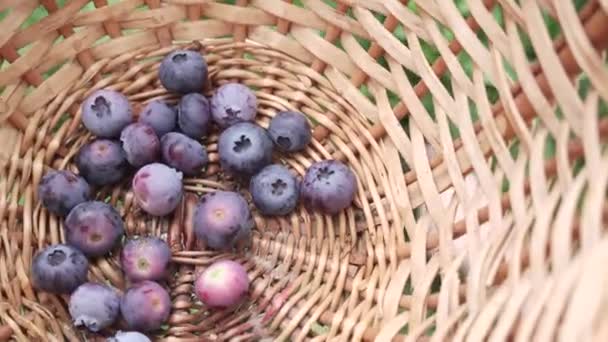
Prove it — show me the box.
[559,238,608,341]
[410,121,453,264]
[290,26,356,76]
[505,19,560,138]
[119,6,187,29]
[553,0,608,100]
[380,0,434,41]
[381,139,417,239]
[528,130,557,277]
[90,31,158,59]
[324,67,378,122]
[340,0,388,15]
[405,29,456,120]
[387,57,441,149]
[171,20,232,41]
[602,0,608,13]
[19,62,82,114]
[248,26,314,64]
[435,0,497,84]
[0,83,27,124]
[451,77,502,266]
[491,47,534,153]
[11,0,90,49]
[421,13,475,98]
[0,0,38,48]
[340,32,397,94]
[202,2,274,25]
[0,126,20,165]
[496,0,525,25]
[467,284,512,341]
[370,81,413,165]
[302,0,370,39]
[72,0,144,26]
[476,50,518,173]
[522,0,584,136]
[352,6,415,71]
[468,0,512,60]
[0,33,56,86]
[401,0,446,26]
[250,0,326,32]
[375,311,410,340]
[35,26,106,74]
[0,0,30,12]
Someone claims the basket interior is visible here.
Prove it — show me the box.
[1,0,608,341]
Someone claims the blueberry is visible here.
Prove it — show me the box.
[211,83,257,128]
[121,237,171,282]
[31,244,89,294]
[64,201,125,257]
[217,122,273,178]
[159,50,208,94]
[81,89,133,138]
[132,163,183,216]
[38,170,91,216]
[268,111,312,153]
[193,191,253,251]
[108,331,151,342]
[160,132,208,176]
[194,260,249,309]
[76,139,130,186]
[177,93,211,139]
[250,164,299,216]
[138,100,177,137]
[69,282,120,332]
[300,160,357,215]
[120,123,161,167]
[120,281,171,332]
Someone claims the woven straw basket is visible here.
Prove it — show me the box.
[1,0,608,341]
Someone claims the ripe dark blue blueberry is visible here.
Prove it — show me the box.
[249,164,299,216]
[211,83,258,128]
[76,139,130,186]
[108,331,151,342]
[81,89,133,138]
[132,163,183,216]
[177,93,212,139]
[160,132,208,176]
[217,122,273,178]
[194,260,249,308]
[31,244,89,294]
[37,170,91,216]
[138,100,177,137]
[193,191,253,251]
[121,237,171,282]
[69,282,120,332]
[268,111,312,153]
[159,50,207,94]
[300,160,357,215]
[121,281,171,332]
[64,201,125,257]
[120,123,161,167]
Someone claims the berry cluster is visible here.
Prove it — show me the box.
[33,48,358,339]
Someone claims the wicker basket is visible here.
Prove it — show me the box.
[1,0,608,340]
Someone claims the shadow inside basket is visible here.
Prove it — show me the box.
[43,40,387,340]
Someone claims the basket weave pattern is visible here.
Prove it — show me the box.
[1,0,608,341]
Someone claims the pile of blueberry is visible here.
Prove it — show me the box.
[32,49,357,340]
